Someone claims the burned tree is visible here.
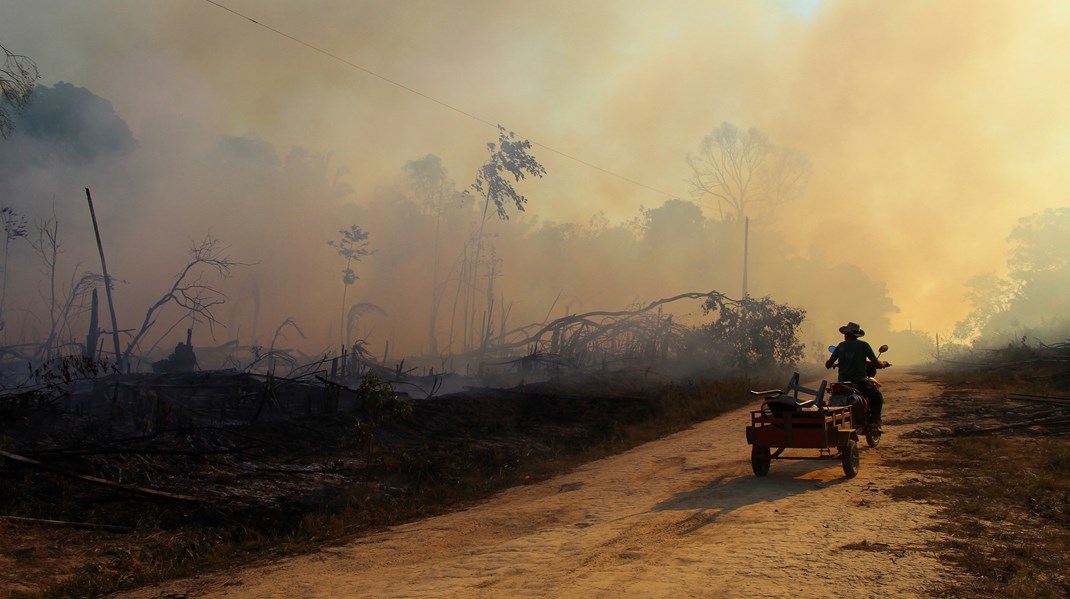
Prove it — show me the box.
[29,213,104,360]
[122,236,244,370]
[464,291,806,377]
[476,292,723,374]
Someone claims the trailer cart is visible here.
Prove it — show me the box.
[745,373,860,478]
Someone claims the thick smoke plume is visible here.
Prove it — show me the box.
[1,1,1068,369]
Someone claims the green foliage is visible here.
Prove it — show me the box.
[471,125,546,220]
[699,295,806,372]
[328,224,371,286]
[1,43,40,139]
[356,370,412,423]
[354,371,414,459]
[329,225,373,348]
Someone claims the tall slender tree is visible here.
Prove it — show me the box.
[329,225,372,350]
[465,126,545,352]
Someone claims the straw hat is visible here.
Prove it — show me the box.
[838,322,865,337]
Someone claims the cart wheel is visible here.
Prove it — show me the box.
[865,426,881,448]
[840,439,859,478]
[751,445,771,477]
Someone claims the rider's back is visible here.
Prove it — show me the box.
[832,338,875,382]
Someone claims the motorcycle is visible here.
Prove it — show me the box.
[826,344,890,448]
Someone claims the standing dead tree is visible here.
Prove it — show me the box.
[122,237,244,370]
[29,214,103,360]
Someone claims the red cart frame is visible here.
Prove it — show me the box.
[745,373,861,477]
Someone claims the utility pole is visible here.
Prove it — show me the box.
[742,216,750,299]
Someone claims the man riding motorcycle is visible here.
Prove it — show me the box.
[825,322,889,431]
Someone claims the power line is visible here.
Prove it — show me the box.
[201,0,678,199]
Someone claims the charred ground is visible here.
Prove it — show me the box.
[4,341,1070,597]
[0,369,753,597]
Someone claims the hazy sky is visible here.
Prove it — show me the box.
[2,0,1069,339]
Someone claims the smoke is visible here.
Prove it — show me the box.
[0,1,1068,367]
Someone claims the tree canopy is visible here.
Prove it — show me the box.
[696,294,806,372]
[687,122,810,222]
[955,207,1070,344]
[0,43,39,139]
[0,82,136,167]
[471,125,547,221]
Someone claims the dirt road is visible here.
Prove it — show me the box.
[126,372,955,598]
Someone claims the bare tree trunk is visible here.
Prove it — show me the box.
[461,244,472,352]
[482,258,496,352]
[339,258,351,351]
[465,195,494,353]
[30,217,61,359]
[446,243,466,355]
[742,216,750,299]
[84,288,99,359]
[428,198,443,356]
[498,295,512,347]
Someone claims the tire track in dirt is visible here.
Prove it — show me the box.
[124,372,955,598]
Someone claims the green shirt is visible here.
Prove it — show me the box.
[830,338,879,383]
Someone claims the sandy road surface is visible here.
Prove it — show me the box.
[126,372,954,598]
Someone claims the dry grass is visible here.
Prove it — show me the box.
[887,369,1070,598]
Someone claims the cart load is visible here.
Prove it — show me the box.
[745,372,860,478]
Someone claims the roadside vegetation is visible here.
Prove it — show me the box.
[895,346,1070,598]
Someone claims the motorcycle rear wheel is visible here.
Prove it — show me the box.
[840,440,859,478]
[865,427,881,448]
